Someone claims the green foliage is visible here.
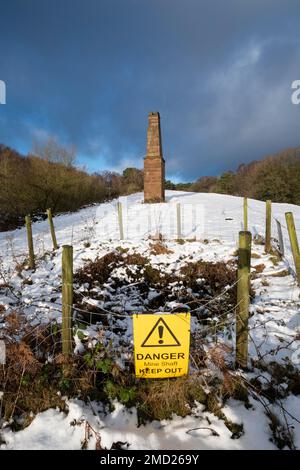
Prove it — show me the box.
[122,167,143,194]
[58,378,71,392]
[119,387,136,403]
[165,179,176,190]
[104,379,136,405]
[20,373,32,386]
[83,343,112,374]
[115,246,129,254]
[96,359,112,374]
[215,171,236,194]
[76,322,87,331]
[104,379,117,398]
[83,352,94,368]
[75,329,86,341]
[175,182,193,191]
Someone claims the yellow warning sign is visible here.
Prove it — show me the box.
[133,313,190,379]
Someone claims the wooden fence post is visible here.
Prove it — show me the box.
[276,219,284,258]
[117,202,124,240]
[243,197,248,231]
[62,245,73,356]
[47,208,58,250]
[265,200,272,253]
[25,215,35,270]
[285,212,300,286]
[236,230,252,369]
[176,203,182,240]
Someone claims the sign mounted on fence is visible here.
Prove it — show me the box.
[133,313,190,379]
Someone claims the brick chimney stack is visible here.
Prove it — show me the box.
[144,112,165,202]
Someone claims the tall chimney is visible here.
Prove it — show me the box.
[144,112,165,202]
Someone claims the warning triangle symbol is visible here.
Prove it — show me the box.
[141,317,181,347]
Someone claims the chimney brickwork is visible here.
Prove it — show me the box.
[144,112,165,203]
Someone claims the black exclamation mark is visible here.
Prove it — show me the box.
[158,325,164,344]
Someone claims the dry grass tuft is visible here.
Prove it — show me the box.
[268,269,289,278]
[137,376,207,422]
[253,263,266,274]
[150,242,173,255]
[124,253,148,265]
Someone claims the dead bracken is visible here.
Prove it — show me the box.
[73,251,237,323]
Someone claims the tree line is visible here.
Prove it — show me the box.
[0,139,143,231]
[1,140,299,231]
[169,148,300,205]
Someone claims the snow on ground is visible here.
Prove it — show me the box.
[2,398,276,450]
[0,190,300,450]
[0,190,299,277]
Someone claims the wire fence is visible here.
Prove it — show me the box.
[1,196,299,269]
[1,197,300,367]
[2,202,300,447]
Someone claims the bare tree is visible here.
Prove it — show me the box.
[32,137,76,167]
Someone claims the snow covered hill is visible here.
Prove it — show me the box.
[1,190,299,272]
[0,191,300,450]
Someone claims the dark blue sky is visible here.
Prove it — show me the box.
[1,0,300,181]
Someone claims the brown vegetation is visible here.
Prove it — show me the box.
[190,148,300,204]
[0,140,143,231]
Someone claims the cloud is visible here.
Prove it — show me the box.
[0,0,300,180]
